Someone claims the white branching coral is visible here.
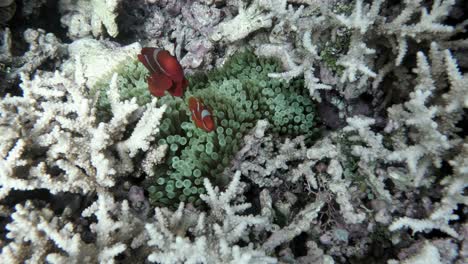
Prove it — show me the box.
[0,58,166,198]
[385,49,462,187]
[145,172,276,264]
[334,0,383,34]
[2,28,66,79]
[231,39,466,253]
[255,34,331,101]
[1,202,55,263]
[442,49,468,113]
[59,0,121,38]
[81,192,144,263]
[389,140,468,239]
[262,199,324,253]
[210,0,275,43]
[382,0,456,65]
[334,47,467,239]
[231,120,369,225]
[388,241,442,264]
[336,36,376,83]
[334,0,381,82]
[0,193,145,263]
[239,0,465,103]
[343,116,392,202]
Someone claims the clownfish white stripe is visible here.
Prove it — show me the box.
[144,54,157,73]
[152,49,171,76]
[201,109,211,119]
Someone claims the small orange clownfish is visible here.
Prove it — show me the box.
[188,97,215,132]
[137,48,188,97]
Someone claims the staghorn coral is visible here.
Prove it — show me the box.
[0,173,278,263]
[0,28,67,80]
[0,192,144,263]
[59,0,121,39]
[1,0,467,263]
[0,58,166,198]
[218,45,466,261]
[211,0,468,109]
[144,172,276,263]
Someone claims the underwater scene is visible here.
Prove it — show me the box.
[0,0,467,263]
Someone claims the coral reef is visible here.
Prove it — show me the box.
[0,0,467,263]
[93,50,317,206]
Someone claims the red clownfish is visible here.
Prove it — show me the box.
[188,97,215,132]
[137,48,188,97]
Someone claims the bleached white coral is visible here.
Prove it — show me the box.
[262,199,324,253]
[145,172,276,264]
[141,144,168,177]
[1,0,467,262]
[81,192,145,263]
[255,34,331,101]
[386,50,460,187]
[4,28,66,79]
[1,192,145,263]
[336,36,376,83]
[334,0,383,34]
[231,121,369,225]
[343,116,392,202]
[246,0,464,104]
[442,49,468,113]
[333,1,381,81]
[0,58,166,198]
[389,140,468,239]
[64,39,142,88]
[382,0,456,65]
[59,0,121,38]
[388,241,442,264]
[210,0,274,43]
